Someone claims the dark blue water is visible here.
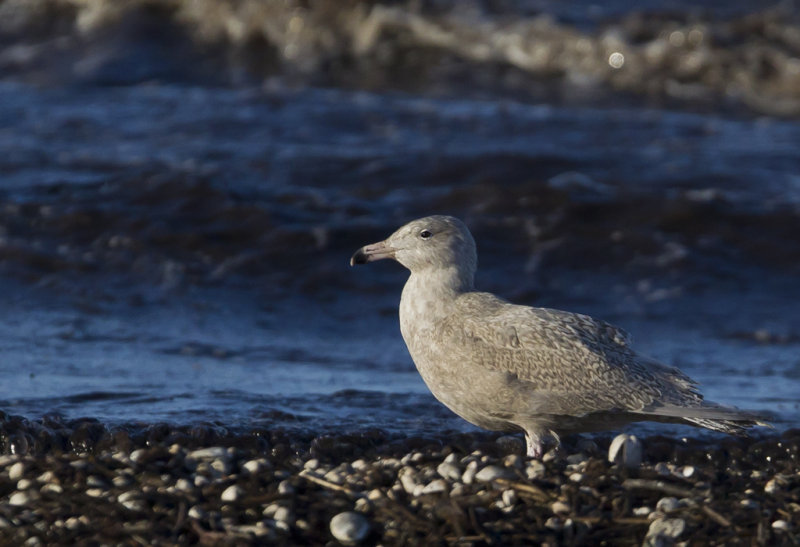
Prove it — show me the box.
[1,0,799,440]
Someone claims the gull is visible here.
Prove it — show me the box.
[351,215,768,458]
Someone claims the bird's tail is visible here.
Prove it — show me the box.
[642,402,772,435]
[684,416,772,436]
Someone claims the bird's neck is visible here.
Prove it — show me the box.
[399,266,473,335]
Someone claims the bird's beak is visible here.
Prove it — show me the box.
[350,240,396,266]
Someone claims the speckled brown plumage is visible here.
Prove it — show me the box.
[351,215,768,457]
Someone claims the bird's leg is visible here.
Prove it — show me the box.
[525,431,544,459]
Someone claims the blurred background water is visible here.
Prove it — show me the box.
[0,0,799,438]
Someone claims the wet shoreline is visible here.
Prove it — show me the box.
[0,414,797,545]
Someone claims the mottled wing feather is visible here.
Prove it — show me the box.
[446,292,702,417]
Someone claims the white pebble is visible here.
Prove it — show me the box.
[437,461,461,481]
[273,506,293,523]
[568,472,585,483]
[8,462,25,481]
[36,471,55,483]
[551,501,570,515]
[303,458,320,470]
[764,479,780,494]
[633,506,653,516]
[278,480,295,495]
[187,447,228,460]
[475,465,515,483]
[262,503,280,517]
[117,491,139,503]
[40,483,63,495]
[324,470,345,485]
[330,511,370,544]
[421,479,447,495]
[656,497,680,513]
[9,491,30,506]
[525,460,545,479]
[608,434,642,467]
[351,459,368,471]
[772,520,790,531]
[501,489,517,507]
[120,498,146,512]
[740,499,759,509]
[544,516,563,530]
[647,517,686,539]
[17,479,33,490]
[220,484,243,502]
[188,506,206,519]
[129,449,147,463]
[399,467,420,494]
[86,488,104,498]
[175,478,193,492]
[461,461,479,485]
[680,465,695,478]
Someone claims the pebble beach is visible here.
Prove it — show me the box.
[1,414,798,545]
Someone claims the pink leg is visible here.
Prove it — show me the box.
[525,432,543,459]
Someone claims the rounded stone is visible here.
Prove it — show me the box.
[421,479,447,495]
[437,461,462,481]
[9,491,30,506]
[647,517,686,539]
[656,497,681,513]
[330,511,370,544]
[8,462,25,481]
[608,433,642,467]
[220,484,243,502]
[475,465,515,483]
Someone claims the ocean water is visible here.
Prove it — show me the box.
[0,0,798,440]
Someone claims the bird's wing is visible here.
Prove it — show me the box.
[444,292,702,417]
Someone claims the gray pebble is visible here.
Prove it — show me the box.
[565,453,588,465]
[330,511,370,544]
[496,435,524,453]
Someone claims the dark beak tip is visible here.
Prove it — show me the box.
[350,249,367,266]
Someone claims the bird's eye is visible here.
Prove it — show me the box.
[419,229,432,239]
